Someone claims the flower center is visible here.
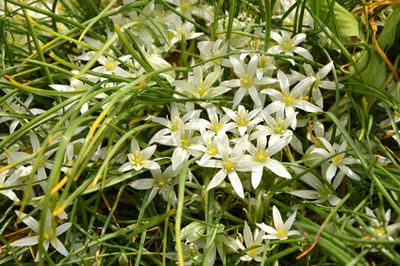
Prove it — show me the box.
[181,138,191,148]
[177,25,187,38]
[276,228,286,238]
[223,160,235,172]
[254,150,266,162]
[248,246,258,256]
[282,42,293,52]
[241,74,253,87]
[283,94,294,105]
[318,185,331,199]
[375,228,385,235]
[259,56,272,68]
[105,62,116,71]
[170,119,179,132]
[333,155,343,165]
[313,77,321,88]
[196,87,207,97]
[207,146,218,156]
[43,231,51,241]
[156,177,166,189]
[237,118,248,127]
[180,1,190,11]
[274,118,285,134]
[130,150,143,166]
[210,123,222,133]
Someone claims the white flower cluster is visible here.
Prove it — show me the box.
[1,0,399,264]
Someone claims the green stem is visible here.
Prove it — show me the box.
[175,163,190,266]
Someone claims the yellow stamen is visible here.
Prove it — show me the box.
[282,42,293,51]
[210,123,222,133]
[237,118,248,127]
[283,94,294,105]
[274,118,285,134]
[254,150,266,162]
[276,228,286,238]
[333,155,343,165]
[170,119,179,132]
[207,146,218,156]
[181,138,191,148]
[105,62,115,71]
[223,160,235,172]
[241,74,253,87]
[197,87,207,96]
[180,1,190,11]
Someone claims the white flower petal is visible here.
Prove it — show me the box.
[10,235,39,247]
[264,159,291,179]
[130,178,154,190]
[228,171,244,198]
[207,169,226,190]
[119,163,133,172]
[292,47,313,60]
[272,206,283,227]
[15,211,39,233]
[317,62,333,79]
[293,100,322,113]
[289,190,319,199]
[56,223,72,235]
[284,211,297,231]
[50,239,69,256]
[256,223,277,235]
[251,168,263,189]
[326,163,337,183]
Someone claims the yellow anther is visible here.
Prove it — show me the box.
[237,118,248,127]
[223,160,235,172]
[241,74,253,87]
[276,228,286,238]
[282,42,293,51]
[105,62,115,71]
[255,151,266,162]
[210,123,222,133]
[207,146,218,156]
[283,94,294,105]
[181,138,191,147]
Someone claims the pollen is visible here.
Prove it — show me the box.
[375,228,385,235]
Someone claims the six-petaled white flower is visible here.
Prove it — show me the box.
[257,205,301,240]
[119,138,160,172]
[11,209,71,262]
[268,30,313,65]
[221,55,276,108]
